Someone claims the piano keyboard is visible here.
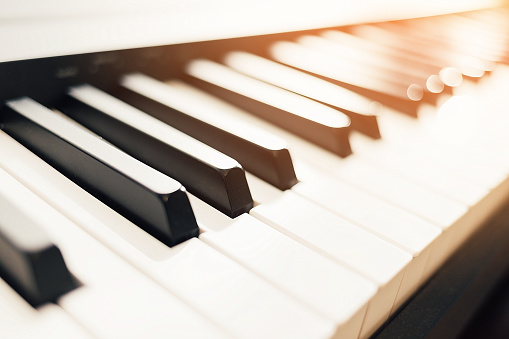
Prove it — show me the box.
[2,4,509,339]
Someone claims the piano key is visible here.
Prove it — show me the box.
[0,168,76,307]
[113,74,298,190]
[363,99,508,188]
[190,193,377,338]
[269,40,422,116]
[0,131,336,339]
[0,278,92,338]
[350,25,486,78]
[160,238,337,339]
[0,140,231,338]
[223,51,381,138]
[376,20,495,66]
[2,97,199,247]
[184,58,353,157]
[358,91,509,179]
[247,167,439,308]
[352,128,505,192]
[59,280,231,338]
[351,120,491,206]
[376,19,501,68]
[320,29,464,88]
[459,11,509,57]
[297,34,446,104]
[61,84,253,218]
[257,97,482,221]
[224,51,382,138]
[247,177,412,338]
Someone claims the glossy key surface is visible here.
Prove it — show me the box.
[114,74,298,190]
[185,59,353,157]
[223,51,381,138]
[61,85,253,218]
[3,97,199,247]
[0,168,75,307]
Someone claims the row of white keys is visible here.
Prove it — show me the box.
[0,130,335,339]
[351,129,489,206]
[246,174,411,338]
[359,70,509,186]
[190,193,376,338]
[0,278,91,338]
[351,102,503,193]
[348,74,509,270]
[0,162,229,338]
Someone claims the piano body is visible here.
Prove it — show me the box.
[2,0,509,338]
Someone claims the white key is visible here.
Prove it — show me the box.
[0,278,91,339]
[276,127,468,228]
[363,83,509,183]
[191,193,376,339]
[0,131,335,339]
[290,164,439,312]
[160,238,336,339]
[246,173,411,338]
[351,131,489,206]
[0,154,229,338]
[59,280,229,339]
[364,102,507,189]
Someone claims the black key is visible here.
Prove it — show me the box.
[184,59,352,157]
[114,74,298,190]
[222,51,381,138]
[0,167,75,307]
[321,30,463,89]
[297,35,449,105]
[2,97,199,247]
[58,85,253,218]
[350,25,486,79]
[268,40,422,117]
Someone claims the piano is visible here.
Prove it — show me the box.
[1,0,509,338]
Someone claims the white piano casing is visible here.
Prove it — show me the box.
[0,0,504,62]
